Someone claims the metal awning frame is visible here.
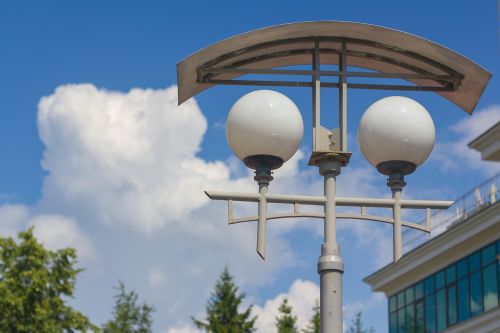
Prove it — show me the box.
[193,36,470,151]
[197,36,463,93]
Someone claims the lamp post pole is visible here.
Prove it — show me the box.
[255,166,273,259]
[388,173,406,261]
[318,159,344,333]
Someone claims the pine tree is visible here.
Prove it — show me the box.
[102,282,155,333]
[302,300,320,333]
[192,267,256,333]
[275,298,298,333]
[346,312,375,333]
[0,228,98,333]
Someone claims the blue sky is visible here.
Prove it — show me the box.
[0,1,499,332]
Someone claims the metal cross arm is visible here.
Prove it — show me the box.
[205,190,454,261]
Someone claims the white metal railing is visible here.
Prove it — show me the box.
[403,172,500,253]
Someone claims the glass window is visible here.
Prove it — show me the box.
[406,304,415,333]
[425,275,435,295]
[390,312,397,333]
[398,308,405,333]
[482,244,496,266]
[416,301,424,333]
[425,294,436,333]
[436,289,446,331]
[398,291,405,309]
[390,296,397,313]
[469,251,481,272]
[470,271,483,316]
[388,239,500,333]
[483,263,498,311]
[446,265,456,284]
[456,258,468,279]
[436,271,445,289]
[457,277,470,322]
[406,287,415,305]
[448,285,457,325]
[415,282,424,300]
[498,256,500,305]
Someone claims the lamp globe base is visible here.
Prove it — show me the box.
[244,155,283,186]
[244,155,284,171]
[376,160,417,176]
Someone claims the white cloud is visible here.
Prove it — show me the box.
[345,220,393,268]
[335,165,394,268]
[165,326,199,333]
[343,292,385,318]
[28,214,95,261]
[0,204,95,261]
[252,279,319,333]
[167,279,385,333]
[37,84,231,233]
[431,106,500,176]
[6,83,396,332]
[0,204,30,238]
[31,84,305,330]
[148,267,167,288]
[343,293,385,329]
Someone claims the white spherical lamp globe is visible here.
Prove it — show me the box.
[357,96,435,175]
[226,90,304,170]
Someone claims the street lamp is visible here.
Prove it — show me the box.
[217,91,447,331]
[226,90,304,259]
[177,21,490,333]
[358,96,436,260]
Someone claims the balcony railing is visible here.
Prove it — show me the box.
[403,172,499,253]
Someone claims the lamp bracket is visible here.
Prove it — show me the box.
[308,151,351,169]
[315,126,340,152]
[206,190,452,261]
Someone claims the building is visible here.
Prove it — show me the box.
[364,121,500,333]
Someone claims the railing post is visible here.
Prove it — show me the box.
[490,183,497,204]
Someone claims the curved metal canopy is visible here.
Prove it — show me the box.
[177,21,490,113]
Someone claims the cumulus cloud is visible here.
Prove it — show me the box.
[343,292,385,327]
[148,267,168,288]
[346,293,385,316]
[4,83,395,332]
[167,278,386,333]
[30,84,306,331]
[165,326,199,333]
[252,279,319,333]
[28,214,95,261]
[0,204,30,238]
[345,220,393,268]
[168,279,320,333]
[334,165,394,268]
[254,280,383,333]
[7,80,487,333]
[0,204,95,261]
[431,106,500,176]
[37,84,231,233]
